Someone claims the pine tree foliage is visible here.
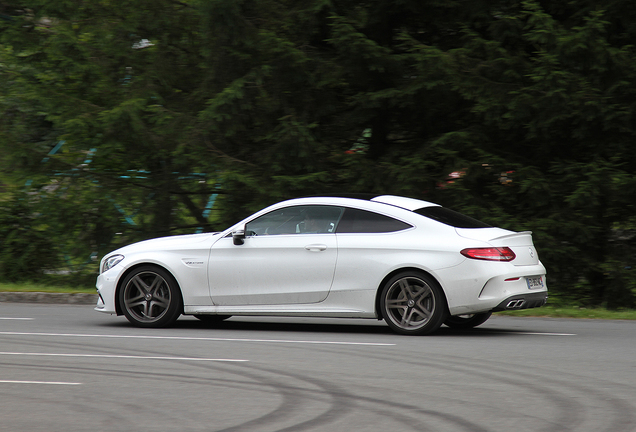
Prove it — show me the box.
[0,0,634,307]
[1,0,218,273]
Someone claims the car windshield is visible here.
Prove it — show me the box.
[414,206,492,228]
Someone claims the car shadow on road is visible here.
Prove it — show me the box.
[173,318,395,335]
[143,317,526,337]
[98,316,537,337]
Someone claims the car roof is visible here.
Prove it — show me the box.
[302,194,439,212]
[371,195,439,211]
[227,195,445,233]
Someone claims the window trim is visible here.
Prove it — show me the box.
[245,205,345,236]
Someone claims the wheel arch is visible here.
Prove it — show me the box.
[114,263,184,316]
[374,267,450,320]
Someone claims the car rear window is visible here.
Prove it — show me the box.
[337,208,412,233]
[414,206,492,228]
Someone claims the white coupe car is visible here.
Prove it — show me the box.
[95,195,547,335]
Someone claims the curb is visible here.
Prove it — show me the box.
[0,292,98,305]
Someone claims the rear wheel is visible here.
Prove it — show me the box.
[119,266,182,328]
[380,272,447,335]
[444,312,492,329]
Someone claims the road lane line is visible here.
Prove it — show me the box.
[0,331,395,346]
[0,352,248,362]
[516,332,576,336]
[0,318,33,320]
[0,380,81,385]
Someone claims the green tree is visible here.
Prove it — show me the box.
[0,194,62,281]
[1,0,223,274]
[433,1,636,307]
[1,0,634,308]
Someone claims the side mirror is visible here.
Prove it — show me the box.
[232,229,246,245]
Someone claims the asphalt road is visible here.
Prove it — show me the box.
[1,303,635,432]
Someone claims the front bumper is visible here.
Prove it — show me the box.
[94,270,121,315]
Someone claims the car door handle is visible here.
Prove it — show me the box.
[305,244,327,252]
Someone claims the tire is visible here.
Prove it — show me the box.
[193,315,231,324]
[380,271,447,335]
[119,265,182,328]
[444,312,492,329]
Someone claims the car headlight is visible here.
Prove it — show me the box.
[102,254,124,273]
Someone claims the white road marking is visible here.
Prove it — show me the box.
[0,331,395,346]
[0,380,81,385]
[0,318,33,320]
[0,352,248,362]
[516,332,576,336]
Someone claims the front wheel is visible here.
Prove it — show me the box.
[380,272,447,335]
[444,312,492,329]
[119,266,182,328]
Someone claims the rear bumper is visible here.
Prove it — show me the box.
[492,291,548,312]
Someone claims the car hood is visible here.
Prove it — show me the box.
[113,232,220,255]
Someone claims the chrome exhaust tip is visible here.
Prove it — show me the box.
[506,300,526,309]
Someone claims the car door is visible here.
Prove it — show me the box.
[208,205,344,306]
[331,207,415,293]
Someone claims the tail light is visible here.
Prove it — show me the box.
[461,247,516,262]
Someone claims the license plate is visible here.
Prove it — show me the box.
[526,276,544,290]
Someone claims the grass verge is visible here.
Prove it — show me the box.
[0,282,95,294]
[497,305,636,320]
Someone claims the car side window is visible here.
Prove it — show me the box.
[246,205,344,236]
[336,208,412,233]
